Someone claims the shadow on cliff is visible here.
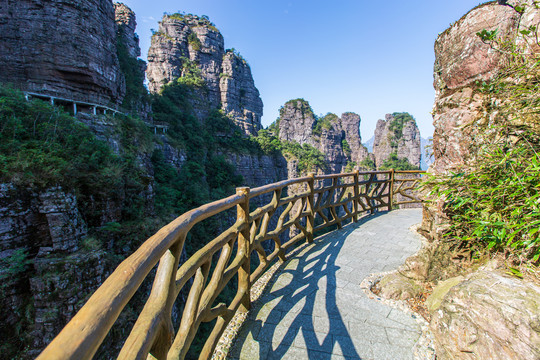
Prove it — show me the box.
[233,214,386,359]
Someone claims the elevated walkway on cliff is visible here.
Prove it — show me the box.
[229,209,423,360]
[37,170,425,360]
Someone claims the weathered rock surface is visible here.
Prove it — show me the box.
[377,272,422,300]
[429,271,540,360]
[0,184,97,357]
[0,0,125,105]
[372,113,421,169]
[146,14,263,135]
[220,51,263,135]
[225,152,287,186]
[278,99,370,174]
[114,2,140,58]
[423,1,540,240]
[341,112,370,166]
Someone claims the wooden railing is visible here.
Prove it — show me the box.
[37,169,425,360]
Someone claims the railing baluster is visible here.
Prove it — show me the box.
[306,173,315,243]
[236,187,251,313]
[353,170,360,222]
[389,169,395,211]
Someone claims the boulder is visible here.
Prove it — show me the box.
[429,270,540,360]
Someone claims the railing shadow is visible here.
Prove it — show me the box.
[235,214,386,359]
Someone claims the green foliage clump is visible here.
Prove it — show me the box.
[389,112,415,140]
[0,249,30,283]
[253,128,281,154]
[253,124,326,174]
[177,57,206,88]
[379,152,418,171]
[281,141,327,174]
[342,139,351,158]
[313,113,337,136]
[425,133,540,262]
[280,99,315,119]
[344,161,356,173]
[358,157,376,170]
[150,83,246,221]
[188,32,202,51]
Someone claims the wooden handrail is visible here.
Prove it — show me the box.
[37,169,425,360]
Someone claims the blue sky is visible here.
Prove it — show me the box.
[121,0,484,140]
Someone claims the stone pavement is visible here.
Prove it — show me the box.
[229,209,423,360]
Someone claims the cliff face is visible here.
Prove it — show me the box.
[114,2,141,58]
[0,0,125,106]
[423,1,528,241]
[430,2,521,174]
[146,14,263,135]
[372,113,421,169]
[278,99,369,174]
[418,3,540,359]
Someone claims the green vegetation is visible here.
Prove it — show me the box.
[188,32,202,51]
[313,113,337,136]
[342,139,351,158]
[281,142,327,174]
[358,157,376,170]
[116,30,149,111]
[388,112,415,140]
[177,57,206,87]
[280,98,315,119]
[424,18,540,266]
[379,152,418,171]
[253,125,326,174]
[344,161,356,173]
[0,249,30,284]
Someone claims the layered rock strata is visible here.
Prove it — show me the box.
[0,0,125,106]
[114,2,141,58]
[146,14,263,134]
[372,113,421,169]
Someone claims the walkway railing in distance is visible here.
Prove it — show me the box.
[37,169,425,360]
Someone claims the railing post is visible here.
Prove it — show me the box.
[306,172,315,243]
[353,170,359,222]
[236,187,251,313]
[389,169,395,211]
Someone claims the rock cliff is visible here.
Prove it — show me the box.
[114,3,141,58]
[0,0,125,106]
[146,14,263,135]
[417,2,540,359]
[277,99,370,174]
[372,113,421,169]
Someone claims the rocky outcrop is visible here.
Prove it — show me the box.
[226,152,287,186]
[220,51,263,135]
[423,1,538,240]
[0,0,125,106]
[341,112,370,166]
[428,270,540,360]
[372,113,421,169]
[429,2,524,174]
[278,99,370,174]
[114,2,140,58]
[0,184,103,357]
[416,3,540,360]
[146,14,263,135]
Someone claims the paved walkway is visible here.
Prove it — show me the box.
[229,209,423,360]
